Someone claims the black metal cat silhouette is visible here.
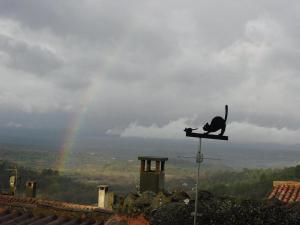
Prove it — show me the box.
[203,105,228,136]
[184,106,229,225]
[184,105,229,141]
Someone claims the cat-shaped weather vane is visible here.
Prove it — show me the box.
[184,105,229,225]
[184,105,229,140]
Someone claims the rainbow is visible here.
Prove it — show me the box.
[55,32,131,171]
[55,85,96,171]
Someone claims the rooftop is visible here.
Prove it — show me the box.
[268,181,300,203]
[0,194,113,224]
[0,208,104,225]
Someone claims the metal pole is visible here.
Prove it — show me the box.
[194,138,202,225]
[15,166,17,195]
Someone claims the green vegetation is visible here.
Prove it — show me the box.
[2,143,300,224]
[167,165,300,200]
[1,146,300,206]
[1,157,300,205]
[200,167,296,200]
[0,160,99,204]
[150,192,300,225]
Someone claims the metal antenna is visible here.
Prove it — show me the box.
[184,130,228,225]
[194,137,202,225]
[178,145,221,225]
[178,144,221,225]
[182,139,205,225]
[177,156,221,161]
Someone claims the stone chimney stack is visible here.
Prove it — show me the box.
[9,175,16,196]
[138,156,168,193]
[98,185,109,208]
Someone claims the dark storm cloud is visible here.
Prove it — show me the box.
[0,0,300,143]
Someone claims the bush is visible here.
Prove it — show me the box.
[149,202,192,225]
[150,191,300,225]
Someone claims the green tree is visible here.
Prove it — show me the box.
[295,165,300,179]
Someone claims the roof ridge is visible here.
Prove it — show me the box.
[0,194,113,213]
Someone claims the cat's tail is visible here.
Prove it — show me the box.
[224,105,228,122]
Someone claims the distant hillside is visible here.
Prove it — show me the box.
[1,156,300,203]
[0,130,300,169]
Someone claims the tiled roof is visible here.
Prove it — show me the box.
[0,208,104,225]
[0,194,112,213]
[105,215,149,225]
[268,181,300,203]
[0,195,150,225]
[0,194,113,224]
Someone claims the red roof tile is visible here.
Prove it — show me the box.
[268,181,300,203]
[0,194,113,225]
[105,215,149,225]
[0,194,112,213]
[0,195,149,225]
[0,208,105,225]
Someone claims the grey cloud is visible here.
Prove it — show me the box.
[0,0,138,43]
[0,33,63,75]
[0,0,299,144]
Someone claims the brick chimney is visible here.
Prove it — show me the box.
[138,156,168,193]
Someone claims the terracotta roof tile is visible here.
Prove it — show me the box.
[46,216,69,225]
[0,209,106,225]
[0,195,149,224]
[105,215,149,225]
[2,213,31,225]
[268,185,279,199]
[77,221,91,225]
[268,181,300,203]
[0,194,112,214]
[17,215,44,225]
[296,193,300,202]
[0,194,113,225]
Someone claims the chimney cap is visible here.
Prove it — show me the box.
[138,156,168,161]
[98,185,109,188]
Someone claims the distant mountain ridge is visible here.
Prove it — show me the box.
[0,127,299,169]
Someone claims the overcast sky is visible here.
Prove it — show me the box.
[0,0,300,144]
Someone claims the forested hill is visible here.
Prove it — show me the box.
[0,160,98,204]
[2,159,300,204]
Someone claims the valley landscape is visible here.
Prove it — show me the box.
[1,132,300,205]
